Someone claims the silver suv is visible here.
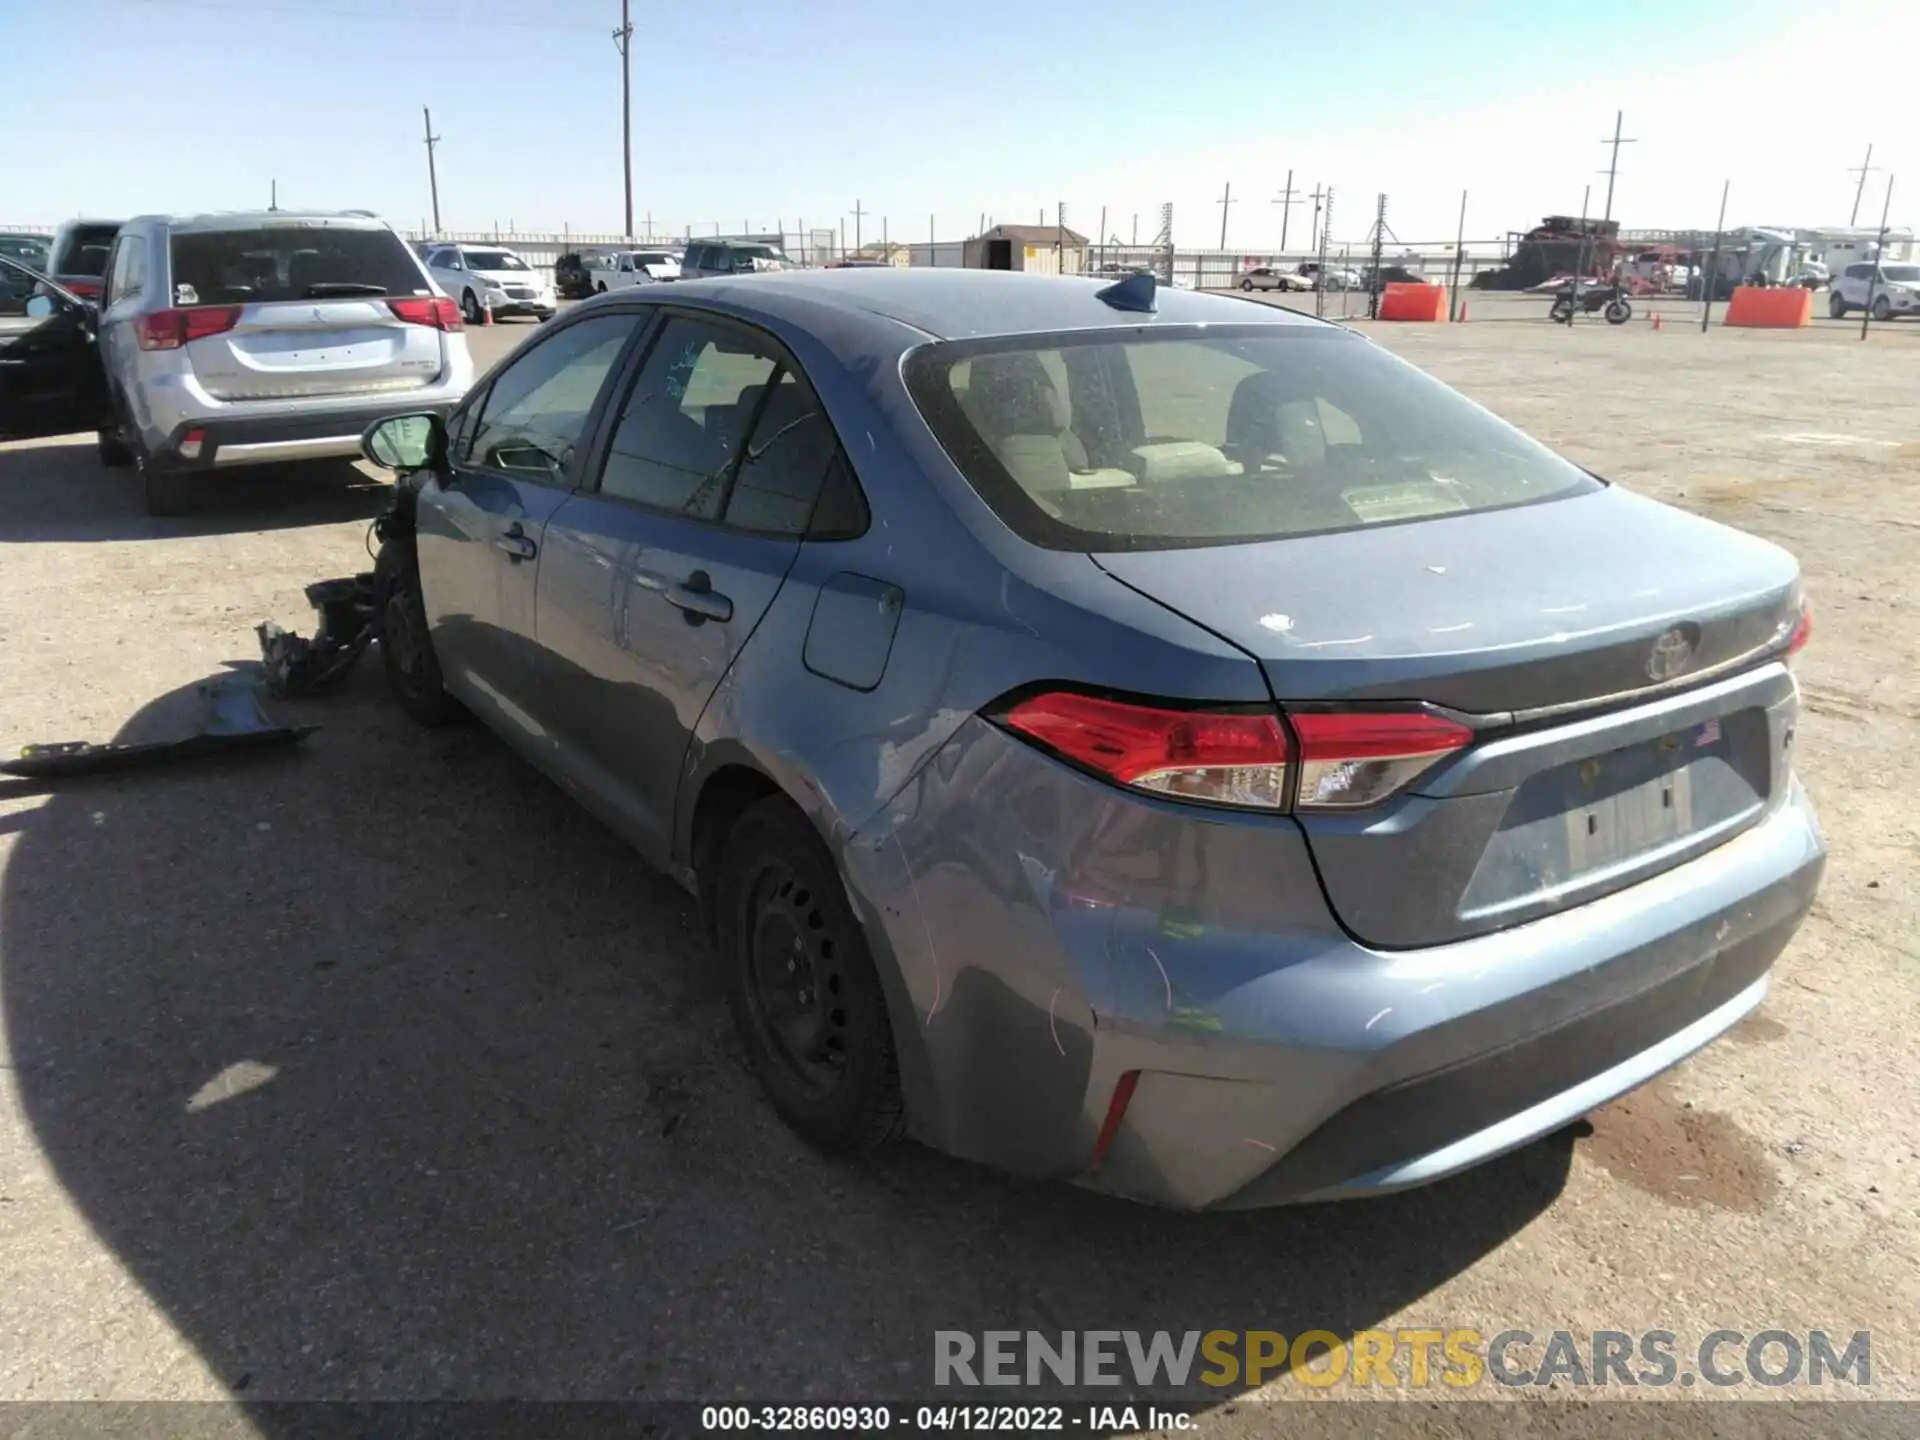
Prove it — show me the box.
[95,211,475,514]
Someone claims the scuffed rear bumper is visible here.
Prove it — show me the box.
[841,718,1824,1210]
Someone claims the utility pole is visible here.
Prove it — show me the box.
[851,198,867,252]
[422,106,442,233]
[1700,181,1730,333]
[1272,169,1299,253]
[1599,109,1637,223]
[613,1,635,240]
[1217,180,1236,251]
[269,178,278,212]
[1849,143,1880,226]
[1308,183,1326,252]
[1863,176,1896,340]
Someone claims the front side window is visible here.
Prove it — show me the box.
[459,313,635,478]
[904,325,1602,551]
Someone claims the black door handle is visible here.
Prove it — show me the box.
[494,524,537,562]
[663,569,733,624]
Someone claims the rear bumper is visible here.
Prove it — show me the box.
[843,718,1825,1210]
[158,400,458,470]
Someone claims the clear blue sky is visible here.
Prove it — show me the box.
[6,0,1906,248]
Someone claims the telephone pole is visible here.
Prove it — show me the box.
[613,1,635,239]
[1849,143,1880,226]
[1599,109,1637,223]
[850,198,867,252]
[1308,183,1326,252]
[422,106,442,232]
[1217,180,1236,250]
[1272,169,1299,253]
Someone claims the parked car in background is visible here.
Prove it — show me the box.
[1828,262,1920,319]
[1360,264,1427,288]
[1239,266,1308,292]
[0,253,103,441]
[587,249,681,292]
[422,243,555,324]
[1295,261,1361,291]
[46,219,124,301]
[0,235,52,312]
[681,239,792,279]
[74,210,475,514]
[0,232,50,270]
[353,267,1822,1210]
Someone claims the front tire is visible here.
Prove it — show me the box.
[375,544,455,726]
[1872,295,1894,322]
[594,281,607,294]
[460,289,482,325]
[1830,293,1849,319]
[716,798,904,1153]
[1549,298,1574,323]
[1240,279,1254,291]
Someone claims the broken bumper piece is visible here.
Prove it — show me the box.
[257,574,378,699]
[1,678,313,779]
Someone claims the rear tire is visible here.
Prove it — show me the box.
[137,447,190,517]
[1605,299,1632,325]
[716,797,904,1153]
[594,281,607,294]
[96,412,132,468]
[375,544,455,727]
[1830,293,1849,319]
[1240,279,1254,291]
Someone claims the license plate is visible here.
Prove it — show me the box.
[1562,721,1723,870]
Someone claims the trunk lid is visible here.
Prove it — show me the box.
[1094,486,1803,947]
[186,298,445,402]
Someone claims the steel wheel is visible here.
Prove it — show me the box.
[743,863,849,1098]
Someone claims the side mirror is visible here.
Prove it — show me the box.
[24,295,57,320]
[361,413,446,472]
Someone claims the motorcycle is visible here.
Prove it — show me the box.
[1549,281,1633,325]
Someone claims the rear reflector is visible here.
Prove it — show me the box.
[1289,710,1475,810]
[177,429,206,460]
[1090,1070,1140,1167]
[999,689,1473,813]
[388,295,463,331]
[1003,692,1293,809]
[137,306,242,350]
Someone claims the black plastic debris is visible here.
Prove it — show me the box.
[257,573,378,699]
[1,678,313,779]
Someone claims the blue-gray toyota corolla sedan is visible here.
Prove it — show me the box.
[358,268,1824,1209]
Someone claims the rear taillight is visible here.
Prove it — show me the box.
[1289,710,1475,809]
[66,279,101,298]
[999,691,1472,813]
[1787,600,1812,661]
[136,306,241,350]
[388,295,463,331]
[1003,692,1294,809]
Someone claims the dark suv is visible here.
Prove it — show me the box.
[681,239,792,279]
[47,219,125,301]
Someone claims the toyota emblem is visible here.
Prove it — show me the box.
[1646,627,1696,681]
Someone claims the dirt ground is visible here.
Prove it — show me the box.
[0,304,1915,1427]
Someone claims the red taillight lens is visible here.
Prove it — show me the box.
[388,295,463,331]
[136,306,241,350]
[66,279,101,298]
[1090,1070,1140,1167]
[1003,692,1294,809]
[1787,600,1812,659]
[1289,710,1473,810]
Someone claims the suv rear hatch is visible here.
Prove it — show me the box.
[167,221,448,402]
[1095,487,1804,947]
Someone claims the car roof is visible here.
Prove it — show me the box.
[654,266,1325,341]
[124,210,393,234]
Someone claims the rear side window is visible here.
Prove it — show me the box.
[167,225,428,306]
[55,224,118,278]
[904,326,1602,551]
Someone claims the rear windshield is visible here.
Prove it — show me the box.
[168,224,427,305]
[0,236,48,268]
[903,325,1603,551]
[462,249,528,271]
[54,224,118,277]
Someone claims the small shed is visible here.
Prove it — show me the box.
[962,224,1089,275]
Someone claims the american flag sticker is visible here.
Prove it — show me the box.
[1696,718,1722,747]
